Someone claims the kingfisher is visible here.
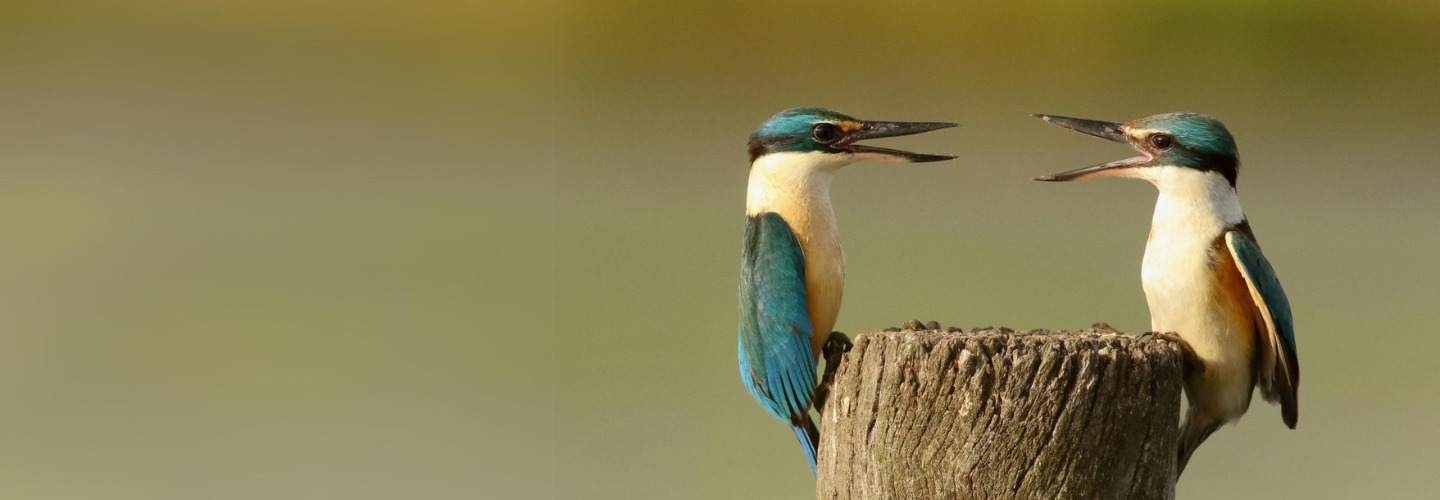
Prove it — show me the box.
[739,107,956,473]
[1033,112,1299,475]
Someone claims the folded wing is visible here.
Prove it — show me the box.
[1226,230,1300,428]
[738,212,819,469]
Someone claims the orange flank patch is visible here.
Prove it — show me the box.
[1209,239,1263,385]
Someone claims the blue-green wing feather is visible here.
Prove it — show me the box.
[738,212,819,470]
[1226,230,1300,427]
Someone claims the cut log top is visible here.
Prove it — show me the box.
[817,326,1185,500]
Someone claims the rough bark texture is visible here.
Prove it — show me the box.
[817,326,1183,500]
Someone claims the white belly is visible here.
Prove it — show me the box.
[1142,231,1221,336]
[1139,167,1255,420]
[1143,229,1255,420]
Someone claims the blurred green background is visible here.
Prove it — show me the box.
[1,1,553,499]
[2,1,1438,499]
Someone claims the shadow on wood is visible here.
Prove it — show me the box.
[817,327,1183,500]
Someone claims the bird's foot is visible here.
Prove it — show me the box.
[813,331,853,413]
[822,331,852,374]
[1140,330,1179,342]
[1091,322,1119,333]
[1142,331,1205,376]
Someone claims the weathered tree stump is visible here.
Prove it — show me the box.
[817,327,1184,500]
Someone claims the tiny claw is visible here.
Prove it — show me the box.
[1143,331,1206,376]
[823,331,853,360]
[814,331,853,413]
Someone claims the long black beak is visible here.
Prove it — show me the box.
[1032,114,1148,182]
[1035,115,1127,143]
[839,120,957,163]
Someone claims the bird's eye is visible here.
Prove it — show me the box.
[811,123,842,144]
[1149,134,1175,150]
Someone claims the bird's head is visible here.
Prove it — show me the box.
[747,107,956,166]
[1033,112,1240,187]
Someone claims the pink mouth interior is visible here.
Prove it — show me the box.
[1120,146,1154,165]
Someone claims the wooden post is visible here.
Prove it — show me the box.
[816,326,1184,500]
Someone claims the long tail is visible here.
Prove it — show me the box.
[791,414,820,474]
[1176,410,1223,477]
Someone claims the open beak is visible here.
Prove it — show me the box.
[839,120,957,163]
[1032,114,1150,181]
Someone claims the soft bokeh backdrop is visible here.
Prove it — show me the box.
[1,1,554,499]
[558,1,1440,499]
[3,1,1438,499]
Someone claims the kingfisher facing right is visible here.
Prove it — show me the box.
[1033,112,1299,475]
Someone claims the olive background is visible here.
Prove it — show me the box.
[3,1,1438,499]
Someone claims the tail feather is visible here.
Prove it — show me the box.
[792,414,820,474]
[1176,413,1223,477]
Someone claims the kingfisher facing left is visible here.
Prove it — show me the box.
[739,107,956,473]
[1033,112,1300,476]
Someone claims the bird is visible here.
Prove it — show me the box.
[738,107,956,473]
[1032,112,1299,476]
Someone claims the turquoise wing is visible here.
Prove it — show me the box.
[738,212,817,422]
[1226,230,1300,428]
